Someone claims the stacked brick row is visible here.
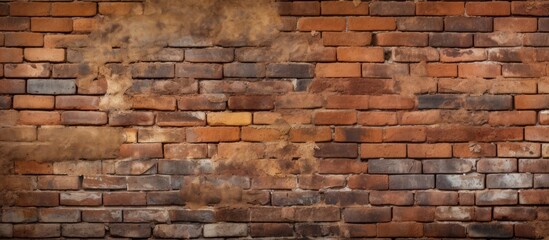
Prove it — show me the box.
[1,0,549,238]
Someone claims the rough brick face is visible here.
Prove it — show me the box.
[2,1,548,238]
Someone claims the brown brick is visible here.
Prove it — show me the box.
[131,63,174,78]
[515,95,549,109]
[314,110,356,125]
[164,144,207,159]
[453,143,496,158]
[109,111,154,126]
[38,176,79,190]
[390,175,435,190]
[186,127,240,142]
[377,222,423,238]
[440,48,486,62]
[55,96,99,110]
[477,158,517,173]
[119,143,163,159]
[12,95,53,110]
[370,95,415,110]
[475,32,522,47]
[314,143,357,158]
[0,17,29,31]
[376,32,428,47]
[176,63,222,79]
[44,34,88,48]
[323,32,372,47]
[370,191,413,205]
[316,63,361,77]
[2,208,38,223]
[458,63,501,78]
[425,223,466,238]
[393,47,439,62]
[51,2,96,16]
[31,18,72,32]
[6,32,44,48]
[361,143,406,158]
[157,112,205,127]
[487,173,533,189]
[297,17,346,31]
[299,174,345,190]
[13,224,60,238]
[15,161,51,174]
[131,96,175,111]
[289,126,331,142]
[494,17,538,32]
[110,224,151,238]
[266,63,314,78]
[383,126,426,142]
[223,63,265,78]
[18,111,60,125]
[393,207,435,222]
[370,1,415,16]
[178,94,226,111]
[416,2,464,15]
[61,111,107,125]
[10,2,50,16]
[445,16,493,32]
[334,127,382,143]
[498,142,540,158]
[468,223,514,238]
[519,159,549,173]
[98,2,143,15]
[416,191,458,205]
[348,175,388,190]
[278,1,320,16]
[16,192,59,207]
[397,17,443,31]
[466,2,510,16]
[276,93,322,109]
[24,48,64,62]
[104,192,146,206]
[512,1,549,16]
[408,143,452,158]
[73,18,96,33]
[321,1,368,15]
[357,112,397,126]
[5,63,49,78]
[337,47,384,62]
[0,48,23,63]
[343,207,391,223]
[82,176,126,190]
[348,17,396,31]
[489,111,537,126]
[272,191,320,206]
[241,127,281,142]
[520,190,549,204]
[503,63,546,78]
[476,190,517,205]
[186,48,233,63]
[318,159,367,174]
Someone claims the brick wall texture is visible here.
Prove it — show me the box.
[1,0,549,238]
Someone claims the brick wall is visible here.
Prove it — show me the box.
[1,0,549,238]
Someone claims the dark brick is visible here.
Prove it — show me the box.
[0,96,12,109]
[324,191,369,206]
[368,159,421,174]
[437,174,484,190]
[0,17,29,31]
[157,112,205,127]
[476,190,517,205]
[370,2,415,16]
[266,63,314,78]
[343,207,391,223]
[424,223,466,238]
[465,95,512,110]
[389,175,434,190]
[487,173,533,189]
[429,33,473,47]
[445,17,493,32]
[131,63,174,78]
[224,63,265,78]
[397,17,443,31]
[250,223,293,237]
[540,18,549,32]
[110,224,151,238]
[524,33,549,47]
[147,191,184,205]
[27,79,76,95]
[127,176,170,191]
[272,192,320,206]
[169,209,215,222]
[52,64,90,78]
[278,1,320,16]
[16,192,59,207]
[314,143,357,158]
[62,223,105,238]
[370,191,414,205]
[418,95,463,109]
[228,95,274,110]
[13,224,60,238]
[153,224,202,239]
[423,159,475,173]
[294,206,340,222]
[467,223,513,238]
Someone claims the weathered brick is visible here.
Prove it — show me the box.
[119,143,163,159]
[163,144,207,160]
[520,190,549,204]
[397,17,443,31]
[82,209,122,222]
[478,158,517,173]
[297,17,346,31]
[535,174,549,188]
[376,32,428,47]
[489,111,536,126]
[266,63,314,78]
[476,190,517,205]
[186,127,240,142]
[228,95,274,110]
[18,111,60,125]
[465,95,512,110]
[24,48,65,62]
[440,48,486,62]
[204,223,247,237]
[468,223,513,238]
[186,48,233,62]
[343,207,391,223]
[178,94,226,111]
[314,143,357,158]
[38,175,79,190]
[14,161,51,174]
[370,191,413,205]
[512,1,549,16]
[348,17,396,31]
[498,142,540,158]
[138,128,185,143]
[44,34,88,48]
[390,175,434,190]
[54,160,102,176]
[393,47,439,62]
[132,96,176,111]
[60,192,101,206]
[348,174,388,190]
[487,173,533,189]
[495,17,537,32]
[61,223,105,238]
[110,224,151,238]
[175,63,222,79]
[13,224,60,238]
[157,112,205,127]
[361,143,406,158]
[494,207,536,221]
[299,174,345,190]
[153,224,201,239]
[109,111,154,126]
[27,79,76,95]
[416,2,464,15]
[416,191,458,206]
[425,223,466,237]
[131,63,174,78]
[5,63,49,77]
[39,208,80,222]
[334,127,381,143]
[55,96,99,110]
[104,192,146,206]
[423,159,475,173]
[503,63,546,78]
[383,126,426,142]
[475,32,523,47]
[519,159,549,173]
[408,143,452,158]
[98,2,143,15]
[437,174,484,190]
[61,111,107,125]
[370,1,415,16]
[362,63,409,78]
[324,191,369,206]
[289,126,331,142]
[224,63,265,78]
[278,1,319,16]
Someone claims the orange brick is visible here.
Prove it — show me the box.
[423,63,458,77]
[5,32,43,47]
[24,48,65,62]
[399,110,441,125]
[458,63,501,78]
[314,110,357,125]
[51,2,97,17]
[489,111,537,126]
[376,33,428,47]
[289,126,332,142]
[10,2,50,16]
[383,126,426,142]
[369,95,415,110]
[348,17,396,31]
[494,18,538,32]
[73,18,97,33]
[18,111,60,125]
[323,32,372,46]
[15,161,52,174]
[13,95,54,109]
[31,18,73,32]
[241,127,281,142]
[325,95,369,109]
[55,96,100,110]
[361,144,406,158]
[337,47,384,62]
[515,95,549,109]
[0,48,23,63]
[98,2,143,15]
[416,2,465,15]
[131,96,176,111]
[207,112,252,126]
[297,17,346,31]
[466,2,510,16]
[408,143,452,158]
[321,1,368,15]
[357,112,398,126]
[316,63,361,77]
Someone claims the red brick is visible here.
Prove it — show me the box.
[186,127,240,142]
[10,2,50,16]
[393,207,435,222]
[357,112,397,126]
[15,161,52,174]
[0,175,35,191]
[445,16,493,32]
[321,1,368,15]
[297,17,345,31]
[377,222,423,238]
[348,17,396,31]
[250,223,293,237]
[520,190,549,204]
[314,110,356,125]
[323,32,372,46]
[498,142,540,158]
[369,95,415,110]
[383,126,426,142]
[13,224,60,238]
[51,2,96,17]
[157,112,205,127]
[416,2,464,15]
[104,192,146,206]
[494,17,538,32]
[466,2,510,16]
[18,111,60,125]
[425,223,466,238]
[376,32,428,47]
[119,143,163,159]
[416,191,459,206]
[13,95,54,109]
[61,111,107,125]
[348,175,389,190]
[55,96,99,110]
[337,47,384,62]
[289,126,332,142]
[370,191,413,205]
[361,144,406,158]
[278,1,320,16]
[0,48,22,63]
[427,126,523,142]
[60,192,101,206]
[178,94,226,111]
[316,63,361,77]
[362,63,409,78]
[131,96,176,110]
[228,95,273,110]
[515,95,549,109]
[399,110,440,125]
[458,63,501,78]
[440,48,486,62]
[4,32,43,47]
[98,2,143,15]
[109,111,154,126]
[491,79,537,94]
[370,1,415,16]
[31,18,72,32]
[16,192,59,207]
[343,207,391,223]
[489,111,537,126]
[318,159,367,174]
[241,127,281,142]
